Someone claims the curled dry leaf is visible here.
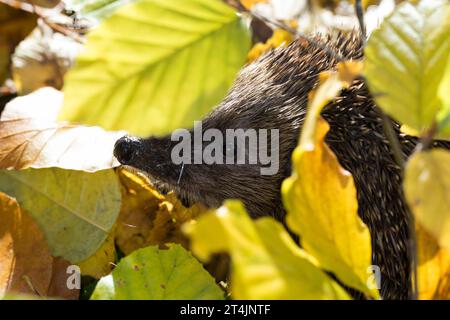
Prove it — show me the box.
[0,192,78,299]
[115,168,207,255]
[0,87,126,172]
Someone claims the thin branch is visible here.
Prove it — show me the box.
[0,0,85,43]
[354,0,367,43]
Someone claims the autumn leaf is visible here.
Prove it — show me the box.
[404,149,450,251]
[281,61,377,299]
[115,168,206,255]
[91,244,224,300]
[0,192,78,299]
[0,87,125,172]
[300,61,363,149]
[78,225,117,279]
[364,0,450,132]
[282,117,377,299]
[0,168,121,263]
[185,200,350,299]
[240,0,267,10]
[416,224,450,299]
[247,28,294,62]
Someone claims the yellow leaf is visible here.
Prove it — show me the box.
[185,200,351,300]
[240,0,267,10]
[282,117,378,299]
[417,224,450,299]
[300,61,363,149]
[78,226,116,279]
[281,60,374,297]
[247,28,294,62]
[115,168,206,255]
[404,149,450,250]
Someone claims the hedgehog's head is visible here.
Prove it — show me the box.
[114,134,182,184]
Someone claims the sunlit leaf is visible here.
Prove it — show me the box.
[185,200,351,299]
[60,0,251,137]
[241,0,267,10]
[0,192,78,299]
[281,64,376,298]
[115,168,206,255]
[91,244,224,299]
[247,28,294,62]
[364,0,450,131]
[299,61,363,149]
[282,117,377,299]
[417,224,450,300]
[0,168,121,263]
[437,54,450,139]
[0,87,125,172]
[404,149,450,251]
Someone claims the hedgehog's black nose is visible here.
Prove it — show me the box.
[114,136,142,165]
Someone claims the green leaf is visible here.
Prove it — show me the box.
[185,200,351,300]
[364,0,450,132]
[404,149,450,251]
[91,244,224,299]
[60,0,251,137]
[437,53,450,137]
[90,275,115,300]
[282,117,378,299]
[0,168,121,263]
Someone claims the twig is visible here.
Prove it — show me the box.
[408,213,419,300]
[226,0,345,62]
[0,0,85,43]
[379,111,405,168]
[22,275,41,296]
[354,0,367,43]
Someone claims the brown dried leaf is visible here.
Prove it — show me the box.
[0,87,125,172]
[0,192,78,299]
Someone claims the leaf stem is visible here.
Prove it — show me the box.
[354,0,367,44]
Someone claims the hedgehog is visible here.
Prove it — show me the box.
[113,32,450,300]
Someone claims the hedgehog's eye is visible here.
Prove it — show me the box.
[114,136,141,165]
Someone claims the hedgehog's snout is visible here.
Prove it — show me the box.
[114,135,142,165]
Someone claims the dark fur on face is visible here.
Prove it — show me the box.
[114,33,450,300]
